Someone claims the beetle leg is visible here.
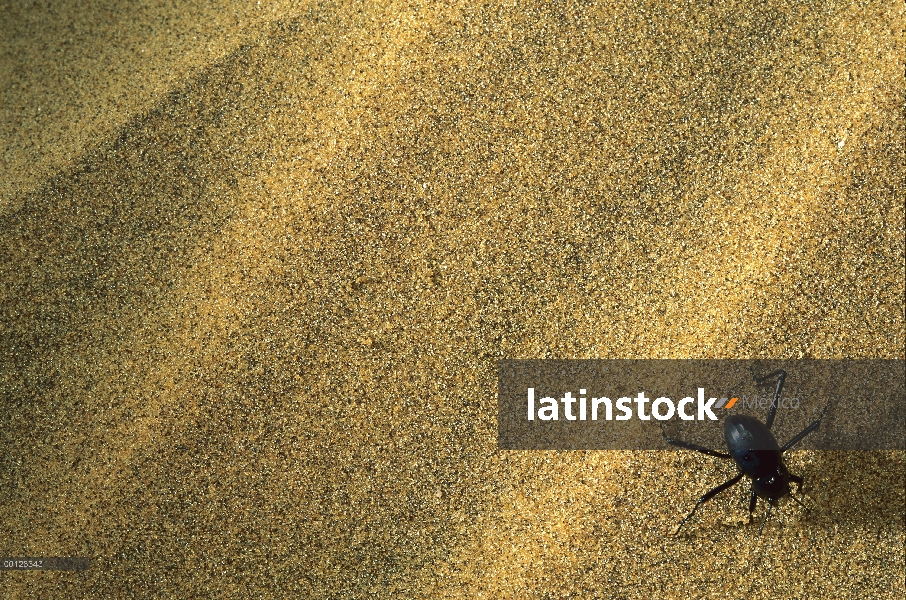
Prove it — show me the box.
[663,437,732,459]
[758,501,773,535]
[781,404,830,451]
[789,493,811,513]
[660,425,731,459]
[747,489,757,522]
[674,472,744,535]
[754,369,786,429]
[787,473,812,513]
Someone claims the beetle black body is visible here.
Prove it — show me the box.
[724,415,792,502]
[664,370,829,534]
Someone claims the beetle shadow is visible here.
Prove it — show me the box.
[794,451,905,530]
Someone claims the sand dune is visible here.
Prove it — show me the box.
[1,1,903,597]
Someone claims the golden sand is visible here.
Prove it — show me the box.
[1,0,903,597]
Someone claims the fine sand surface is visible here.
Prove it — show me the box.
[1,1,903,598]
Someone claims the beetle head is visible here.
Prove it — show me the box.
[752,465,791,501]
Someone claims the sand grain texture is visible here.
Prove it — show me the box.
[1,0,904,598]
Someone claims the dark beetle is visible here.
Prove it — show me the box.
[663,370,829,534]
